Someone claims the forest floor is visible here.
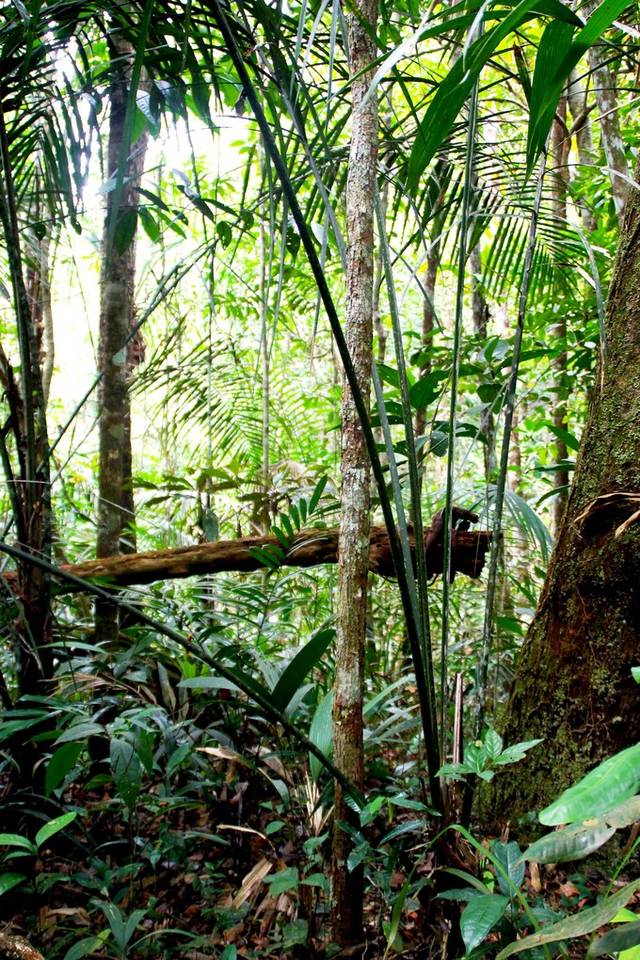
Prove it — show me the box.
[0,763,631,959]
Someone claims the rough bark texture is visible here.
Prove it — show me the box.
[96,36,148,640]
[331,2,377,950]
[486,156,640,826]
[551,97,571,537]
[27,514,489,591]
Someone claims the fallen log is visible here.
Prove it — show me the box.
[51,507,490,591]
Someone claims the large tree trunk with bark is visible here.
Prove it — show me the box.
[487,157,640,825]
[331,1,377,951]
[96,35,148,641]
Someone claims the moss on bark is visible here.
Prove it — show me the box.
[482,159,640,829]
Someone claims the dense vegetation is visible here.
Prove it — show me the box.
[0,0,639,957]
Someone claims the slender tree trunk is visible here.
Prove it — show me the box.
[551,96,571,536]
[586,10,630,218]
[415,231,441,442]
[96,36,148,641]
[487,155,640,824]
[567,68,597,232]
[331,1,377,950]
[0,114,52,702]
[470,244,496,480]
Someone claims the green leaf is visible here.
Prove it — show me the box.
[379,820,427,844]
[484,728,503,760]
[268,867,299,895]
[0,834,36,853]
[492,840,524,894]
[309,691,333,782]
[138,207,160,243]
[523,821,616,864]
[496,878,640,958]
[384,881,411,959]
[113,207,138,255]
[308,475,328,515]
[632,667,640,684]
[546,423,580,452]
[217,220,232,248]
[526,19,575,168]
[527,0,633,167]
[409,370,447,409]
[55,721,105,744]
[35,811,77,850]
[539,743,640,825]
[407,0,579,187]
[0,873,26,896]
[588,917,640,958]
[63,934,108,960]
[461,894,510,953]
[110,738,142,813]
[45,742,83,796]
[271,628,335,712]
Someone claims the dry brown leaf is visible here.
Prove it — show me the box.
[231,857,273,909]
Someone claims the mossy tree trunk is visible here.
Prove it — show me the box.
[489,157,640,824]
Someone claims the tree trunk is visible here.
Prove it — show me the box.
[567,68,597,233]
[96,35,148,641]
[331,1,377,950]
[586,9,630,218]
[470,244,496,480]
[488,155,640,824]
[551,96,571,536]
[0,114,52,702]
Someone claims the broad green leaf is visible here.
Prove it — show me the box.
[461,894,509,953]
[55,721,105,744]
[271,628,335,711]
[407,0,580,187]
[268,867,299,895]
[632,667,640,684]
[588,918,640,958]
[113,207,138,255]
[484,729,503,760]
[379,819,427,844]
[409,370,448,409]
[526,19,574,168]
[0,873,26,896]
[35,811,77,850]
[539,743,640,825]
[522,821,615,864]
[496,878,640,958]
[527,0,634,166]
[63,934,109,960]
[309,691,333,782]
[0,834,35,853]
[492,841,524,894]
[45,742,83,796]
[110,738,142,813]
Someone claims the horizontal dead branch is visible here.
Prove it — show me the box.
[47,507,490,592]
